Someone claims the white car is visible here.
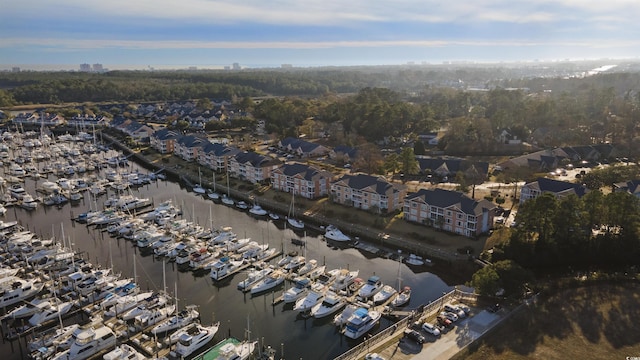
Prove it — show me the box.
[421,322,441,337]
[365,353,386,360]
[441,311,459,322]
[444,304,466,318]
[456,303,471,315]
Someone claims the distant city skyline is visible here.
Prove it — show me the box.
[2,1,639,69]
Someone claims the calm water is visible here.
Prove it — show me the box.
[0,159,453,360]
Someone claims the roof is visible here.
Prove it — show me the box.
[406,188,496,216]
[417,158,489,176]
[201,142,241,157]
[176,134,207,148]
[526,178,587,197]
[333,145,358,159]
[333,174,402,195]
[152,128,181,141]
[279,137,327,153]
[277,163,329,181]
[233,152,281,168]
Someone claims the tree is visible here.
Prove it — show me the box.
[353,143,383,174]
[383,153,401,176]
[491,260,533,296]
[470,266,501,296]
[399,147,419,179]
[413,140,425,155]
[196,98,213,111]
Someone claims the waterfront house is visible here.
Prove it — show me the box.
[278,137,330,158]
[519,177,588,205]
[228,151,281,184]
[271,163,334,199]
[198,142,241,172]
[403,188,496,237]
[150,128,182,154]
[174,135,208,162]
[330,174,407,213]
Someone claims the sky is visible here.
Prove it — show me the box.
[1,0,640,70]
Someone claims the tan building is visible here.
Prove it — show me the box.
[330,174,407,213]
[271,163,334,199]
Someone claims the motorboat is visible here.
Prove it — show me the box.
[282,277,312,304]
[27,299,74,327]
[151,305,200,335]
[119,292,170,320]
[333,304,359,327]
[391,286,411,307]
[283,255,306,273]
[249,270,285,295]
[9,183,26,200]
[268,212,280,221]
[221,194,235,206]
[207,190,220,201]
[27,323,79,355]
[310,291,347,319]
[172,322,220,357]
[103,344,145,360]
[296,259,318,276]
[0,278,46,308]
[325,225,351,242]
[210,257,245,281]
[51,325,116,360]
[276,251,298,268]
[330,269,360,293]
[405,253,428,266]
[235,201,249,210]
[192,184,206,194]
[342,307,382,339]
[248,204,267,216]
[372,284,397,305]
[237,266,274,292]
[20,194,39,210]
[216,340,258,360]
[293,282,327,313]
[1,296,54,321]
[357,275,384,300]
[133,303,176,328]
[104,291,154,317]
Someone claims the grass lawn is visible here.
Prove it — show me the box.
[453,282,640,360]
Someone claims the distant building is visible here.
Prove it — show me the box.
[80,63,91,72]
[271,163,334,199]
[11,67,20,73]
[232,63,241,70]
[92,63,103,72]
[330,174,407,213]
[519,178,587,204]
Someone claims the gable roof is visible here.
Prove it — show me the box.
[277,163,330,181]
[152,128,181,141]
[176,134,207,148]
[233,151,281,168]
[527,177,587,197]
[334,174,401,195]
[279,137,327,153]
[406,188,496,216]
[201,142,241,157]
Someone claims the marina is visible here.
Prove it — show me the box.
[0,130,454,360]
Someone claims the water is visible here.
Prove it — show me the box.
[0,161,453,360]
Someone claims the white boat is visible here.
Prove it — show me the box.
[172,322,220,357]
[1,296,53,321]
[293,282,326,313]
[9,183,26,200]
[249,270,285,295]
[27,323,79,354]
[268,212,280,221]
[325,225,351,242]
[216,340,258,360]
[342,307,382,339]
[330,269,360,292]
[193,168,206,194]
[221,195,235,206]
[276,251,298,268]
[405,253,428,266]
[333,304,359,327]
[0,278,45,308]
[104,291,154,317]
[210,257,245,281]
[207,190,220,201]
[103,344,145,360]
[119,292,170,320]
[286,191,304,230]
[51,325,116,360]
[20,194,39,210]
[310,291,347,318]
[133,303,175,328]
[235,201,249,210]
[237,266,274,292]
[282,277,312,304]
[283,255,306,273]
[0,204,6,216]
[296,259,318,276]
[248,204,267,216]
[391,286,411,307]
[151,305,200,335]
[40,181,61,194]
[357,275,384,300]
[372,284,397,305]
[27,299,74,327]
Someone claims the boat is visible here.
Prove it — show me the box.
[119,292,170,320]
[193,168,206,194]
[325,225,351,242]
[293,282,326,313]
[20,194,39,210]
[221,167,234,206]
[276,251,298,268]
[310,291,347,318]
[0,278,46,308]
[268,212,280,221]
[210,257,245,281]
[214,339,258,360]
[342,307,382,339]
[50,325,117,360]
[104,291,154,317]
[102,344,145,360]
[405,253,429,266]
[237,266,274,292]
[286,191,304,230]
[333,304,359,327]
[372,284,397,305]
[391,286,411,307]
[9,183,26,200]
[0,204,6,216]
[283,255,306,273]
[27,323,79,355]
[207,172,220,200]
[151,304,200,335]
[296,259,318,276]
[133,303,176,328]
[27,299,74,327]
[330,269,360,293]
[282,277,312,304]
[249,270,285,295]
[1,296,54,321]
[248,203,267,216]
[357,275,384,300]
[172,322,220,358]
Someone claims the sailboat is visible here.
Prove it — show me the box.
[207,172,220,201]
[391,257,411,307]
[193,167,206,194]
[221,165,234,206]
[286,190,304,230]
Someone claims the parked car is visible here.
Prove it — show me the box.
[421,322,441,337]
[436,314,453,327]
[403,329,426,344]
[441,311,459,322]
[365,353,386,360]
[444,304,467,318]
[456,303,471,315]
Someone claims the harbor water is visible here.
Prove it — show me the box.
[0,159,453,360]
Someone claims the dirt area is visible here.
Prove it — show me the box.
[452,282,640,360]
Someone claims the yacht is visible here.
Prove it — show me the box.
[249,270,285,295]
[276,251,298,268]
[102,344,145,360]
[357,275,384,300]
[133,303,176,328]
[192,184,206,194]
[293,282,327,313]
[51,325,116,360]
[27,323,79,355]
[372,284,398,305]
[296,259,318,276]
[20,194,39,210]
[333,304,359,327]
[248,204,267,216]
[104,291,154,317]
[310,291,347,319]
[216,340,258,360]
[342,307,382,339]
[119,292,170,320]
[282,277,312,304]
[9,183,26,200]
[330,269,360,293]
[172,322,220,357]
[151,304,200,335]
[391,286,411,307]
[324,225,351,242]
[210,257,245,281]
[282,255,306,273]
[0,278,45,308]
[237,266,274,292]
[221,194,235,206]
[27,299,74,327]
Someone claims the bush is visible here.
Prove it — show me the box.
[495,197,506,204]
[484,195,494,201]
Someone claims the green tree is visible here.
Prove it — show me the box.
[492,260,533,296]
[399,147,419,179]
[413,140,425,155]
[470,266,501,296]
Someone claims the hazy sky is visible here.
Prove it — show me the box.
[1,0,639,69]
